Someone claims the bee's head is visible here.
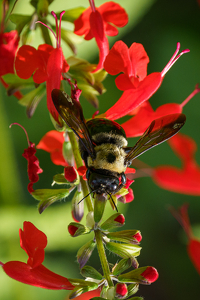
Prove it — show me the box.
[86,169,119,194]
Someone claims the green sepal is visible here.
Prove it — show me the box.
[127,283,139,297]
[107,230,141,244]
[101,213,125,231]
[77,239,96,269]
[68,281,98,299]
[81,265,103,280]
[118,267,152,284]
[37,0,49,17]
[32,188,73,213]
[68,222,91,237]
[59,7,85,23]
[52,173,69,185]
[105,242,141,260]
[112,258,132,276]
[9,14,31,33]
[62,140,74,167]
[2,74,34,95]
[30,0,54,9]
[100,285,109,298]
[18,84,46,118]
[60,28,82,55]
[71,190,84,222]
[94,194,106,224]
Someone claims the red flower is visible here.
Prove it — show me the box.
[37,130,67,166]
[0,222,74,290]
[74,1,128,72]
[67,289,100,300]
[153,133,200,195]
[122,84,200,138]
[171,205,200,274]
[103,42,189,120]
[14,12,69,123]
[10,123,43,193]
[0,30,19,76]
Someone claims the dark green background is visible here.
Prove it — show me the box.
[0,0,200,299]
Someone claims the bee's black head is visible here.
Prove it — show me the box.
[87,169,119,194]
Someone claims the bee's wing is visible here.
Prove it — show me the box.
[124,113,186,165]
[52,89,95,159]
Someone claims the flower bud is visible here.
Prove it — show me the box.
[62,140,74,166]
[80,265,103,280]
[112,258,132,276]
[118,266,159,284]
[115,283,128,298]
[71,190,84,222]
[101,213,125,231]
[64,166,79,183]
[68,222,90,237]
[94,193,106,223]
[77,239,96,269]
[86,211,95,229]
[106,242,141,260]
[107,230,142,244]
[127,283,139,297]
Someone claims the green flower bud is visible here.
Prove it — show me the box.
[112,258,132,276]
[94,193,106,223]
[77,239,96,269]
[127,283,139,297]
[106,242,141,260]
[68,222,91,237]
[101,213,125,231]
[71,190,84,222]
[107,230,142,244]
[81,265,103,280]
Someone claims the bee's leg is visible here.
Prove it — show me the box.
[113,173,126,194]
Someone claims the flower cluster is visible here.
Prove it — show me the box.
[0,0,200,299]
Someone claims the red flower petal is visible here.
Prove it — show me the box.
[105,72,162,120]
[22,142,43,193]
[99,2,128,34]
[15,45,39,79]
[122,103,182,137]
[68,224,78,236]
[19,222,47,268]
[89,10,109,72]
[188,239,200,274]
[114,214,125,224]
[2,262,74,290]
[0,30,19,76]
[37,130,64,152]
[116,283,128,297]
[125,188,134,203]
[153,133,200,195]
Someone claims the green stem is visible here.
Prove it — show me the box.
[68,131,93,212]
[95,229,113,287]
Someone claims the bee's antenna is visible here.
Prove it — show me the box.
[105,190,118,212]
[78,189,97,205]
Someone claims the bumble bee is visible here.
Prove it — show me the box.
[52,89,186,199]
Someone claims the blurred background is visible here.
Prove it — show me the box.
[0,0,200,299]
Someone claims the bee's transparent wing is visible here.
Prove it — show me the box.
[124,113,186,165]
[52,89,95,158]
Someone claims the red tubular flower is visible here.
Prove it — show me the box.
[0,222,74,290]
[171,204,200,274]
[74,1,128,72]
[15,11,69,123]
[122,84,200,137]
[103,42,189,120]
[153,133,200,195]
[37,130,68,166]
[10,123,43,193]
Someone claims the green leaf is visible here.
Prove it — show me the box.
[112,258,132,276]
[9,14,31,33]
[32,188,72,213]
[18,84,46,118]
[58,7,85,23]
